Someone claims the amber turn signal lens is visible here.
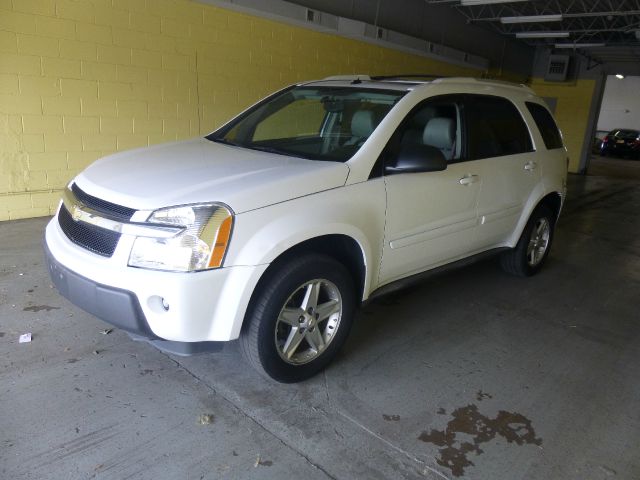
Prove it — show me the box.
[208,215,233,268]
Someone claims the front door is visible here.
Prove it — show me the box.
[378,96,481,285]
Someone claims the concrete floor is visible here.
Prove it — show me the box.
[588,154,640,181]
[2,173,640,480]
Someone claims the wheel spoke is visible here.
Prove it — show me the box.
[300,281,321,311]
[279,307,303,327]
[282,327,305,359]
[305,327,325,352]
[315,299,340,322]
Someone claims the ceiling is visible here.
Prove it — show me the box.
[286,0,535,76]
[426,0,640,65]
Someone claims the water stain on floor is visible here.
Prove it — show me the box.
[476,390,493,401]
[382,414,401,422]
[23,305,60,312]
[418,404,542,477]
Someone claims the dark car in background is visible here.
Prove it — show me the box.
[600,129,640,159]
[592,130,609,154]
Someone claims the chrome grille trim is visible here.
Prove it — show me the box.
[61,187,183,239]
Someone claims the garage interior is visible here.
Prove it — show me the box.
[1,0,640,479]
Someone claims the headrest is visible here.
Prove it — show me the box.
[351,110,376,138]
[423,117,455,149]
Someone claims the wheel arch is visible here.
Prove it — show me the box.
[257,234,367,300]
[509,190,563,247]
[537,191,563,223]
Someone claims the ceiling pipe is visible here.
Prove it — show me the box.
[470,10,640,22]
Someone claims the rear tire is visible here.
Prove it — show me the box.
[240,254,356,383]
[500,206,555,277]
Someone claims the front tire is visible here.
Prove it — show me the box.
[240,254,356,383]
[500,206,555,277]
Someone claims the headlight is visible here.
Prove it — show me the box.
[128,203,233,272]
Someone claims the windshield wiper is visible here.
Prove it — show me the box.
[209,137,242,147]
[244,144,289,156]
[209,138,285,156]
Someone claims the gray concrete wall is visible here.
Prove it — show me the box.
[597,75,640,132]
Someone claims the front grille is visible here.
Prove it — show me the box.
[58,205,120,257]
[72,183,135,220]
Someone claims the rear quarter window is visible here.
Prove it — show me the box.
[525,102,564,150]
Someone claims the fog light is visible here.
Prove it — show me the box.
[147,295,170,314]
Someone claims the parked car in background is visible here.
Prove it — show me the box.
[592,130,609,154]
[600,128,640,159]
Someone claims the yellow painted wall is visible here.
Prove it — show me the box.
[527,78,597,173]
[0,0,479,220]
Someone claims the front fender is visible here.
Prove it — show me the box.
[224,180,387,299]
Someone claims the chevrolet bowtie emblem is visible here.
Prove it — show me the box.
[71,205,82,222]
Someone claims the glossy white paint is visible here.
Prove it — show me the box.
[76,138,349,214]
[380,163,480,284]
[45,78,567,343]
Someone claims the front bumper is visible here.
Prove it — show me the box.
[44,242,158,338]
[45,216,268,343]
[45,243,228,355]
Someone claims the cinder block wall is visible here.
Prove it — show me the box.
[0,0,478,221]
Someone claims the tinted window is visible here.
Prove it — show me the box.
[612,129,640,139]
[466,96,533,160]
[526,102,564,150]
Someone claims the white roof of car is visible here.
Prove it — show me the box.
[303,75,535,95]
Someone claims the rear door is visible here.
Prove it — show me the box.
[463,95,540,249]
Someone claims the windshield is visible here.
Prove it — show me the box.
[207,86,406,162]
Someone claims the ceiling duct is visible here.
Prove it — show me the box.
[545,54,571,82]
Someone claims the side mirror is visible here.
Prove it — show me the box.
[384,144,447,174]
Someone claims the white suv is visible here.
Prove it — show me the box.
[45,75,567,382]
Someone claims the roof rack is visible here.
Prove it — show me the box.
[323,75,372,81]
[369,74,446,82]
[321,74,442,83]
[318,75,534,93]
[432,77,535,94]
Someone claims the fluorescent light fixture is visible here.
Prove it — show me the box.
[616,74,625,79]
[501,14,563,24]
[461,0,528,5]
[554,43,606,48]
[516,31,570,39]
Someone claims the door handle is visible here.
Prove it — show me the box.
[459,175,479,185]
[524,161,537,171]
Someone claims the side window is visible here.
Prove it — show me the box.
[525,102,564,150]
[385,98,462,166]
[465,96,533,160]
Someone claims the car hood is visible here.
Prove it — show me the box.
[74,138,350,214]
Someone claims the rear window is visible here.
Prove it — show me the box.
[613,129,640,139]
[526,102,564,150]
[465,96,533,160]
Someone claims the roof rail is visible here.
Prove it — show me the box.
[370,74,446,81]
[432,77,535,94]
[323,75,372,81]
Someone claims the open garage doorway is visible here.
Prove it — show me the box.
[588,75,640,180]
